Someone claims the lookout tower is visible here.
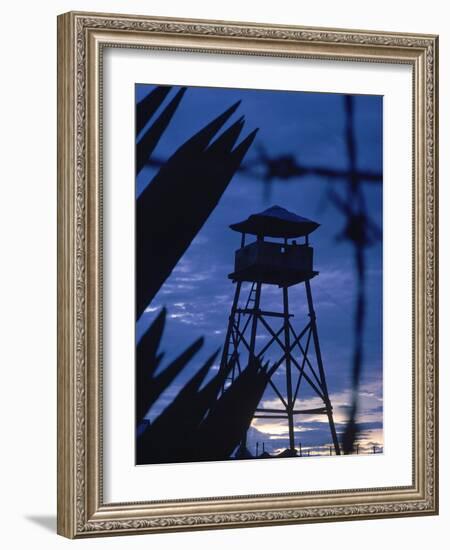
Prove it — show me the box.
[219,206,340,456]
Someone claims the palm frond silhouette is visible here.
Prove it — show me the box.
[135,86,260,464]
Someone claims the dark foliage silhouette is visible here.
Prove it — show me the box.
[193,359,271,461]
[135,86,261,464]
[136,88,258,318]
[136,309,270,464]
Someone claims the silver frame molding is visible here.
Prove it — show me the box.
[57,11,439,538]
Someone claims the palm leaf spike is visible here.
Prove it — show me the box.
[135,306,204,426]
[151,348,220,432]
[228,128,260,169]
[149,336,204,409]
[205,116,245,155]
[136,308,166,426]
[163,100,242,163]
[136,349,219,464]
[194,353,236,416]
[136,85,172,135]
[136,307,166,379]
[193,358,270,461]
[136,335,204,427]
[136,87,187,174]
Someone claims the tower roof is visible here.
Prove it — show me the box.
[230,205,319,238]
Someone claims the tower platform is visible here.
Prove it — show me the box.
[228,239,318,286]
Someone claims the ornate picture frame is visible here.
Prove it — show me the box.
[57,11,438,538]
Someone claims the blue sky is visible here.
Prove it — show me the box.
[136,84,383,456]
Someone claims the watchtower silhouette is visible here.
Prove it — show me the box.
[219,205,340,456]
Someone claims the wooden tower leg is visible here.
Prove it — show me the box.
[218,281,242,393]
[241,282,262,451]
[282,286,296,453]
[305,279,341,455]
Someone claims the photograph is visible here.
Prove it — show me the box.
[135,83,383,466]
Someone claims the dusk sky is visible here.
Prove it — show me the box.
[136,83,383,457]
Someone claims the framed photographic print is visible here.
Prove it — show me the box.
[57,11,439,538]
